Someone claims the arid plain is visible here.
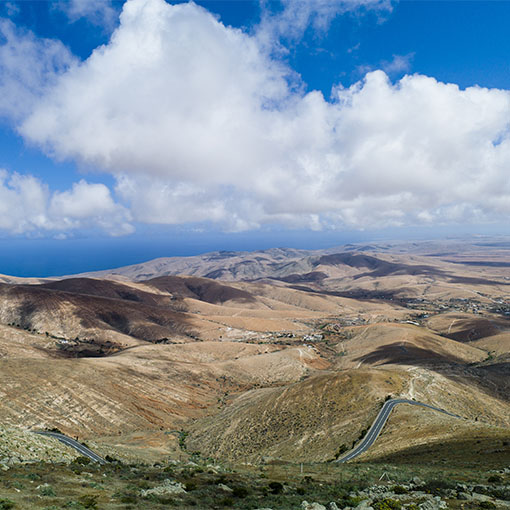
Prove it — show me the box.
[1,239,509,466]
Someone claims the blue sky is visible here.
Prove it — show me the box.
[1,0,510,275]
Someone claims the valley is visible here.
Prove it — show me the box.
[0,239,509,473]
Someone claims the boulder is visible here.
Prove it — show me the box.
[302,502,327,510]
[418,496,447,510]
[141,479,186,497]
[355,500,374,510]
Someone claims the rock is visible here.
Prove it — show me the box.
[141,479,186,497]
[218,483,233,493]
[355,500,374,510]
[412,477,425,487]
[302,502,327,510]
[457,492,470,500]
[1,463,9,471]
[328,503,340,510]
[418,497,447,510]
[470,493,494,503]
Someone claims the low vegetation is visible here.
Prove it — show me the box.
[0,458,509,509]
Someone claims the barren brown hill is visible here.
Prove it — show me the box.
[426,312,510,342]
[187,370,407,463]
[0,240,509,465]
[73,239,510,294]
[187,321,510,463]
[74,248,314,282]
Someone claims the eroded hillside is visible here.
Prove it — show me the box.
[0,241,509,464]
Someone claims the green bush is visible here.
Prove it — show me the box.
[40,485,56,497]
[373,498,402,510]
[232,486,249,498]
[335,444,349,459]
[488,475,502,484]
[73,456,91,466]
[422,479,456,494]
[392,486,408,495]
[78,495,98,509]
[268,481,284,494]
[0,499,15,510]
[185,482,197,492]
[118,493,138,504]
[479,502,496,510]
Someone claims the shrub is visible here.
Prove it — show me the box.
[118,493,138,504]
[73,456,91,466]
[335,444,348,459]
[479,502,496,510]
[373,498,402,510]
[0,499,15,510]
[392,486,408,495]
[422,479,456,494]
[78,495,98,509]
[40,485,56,497]
[488,475,502,484]
[232,486,249,498]
[268,481,284,494]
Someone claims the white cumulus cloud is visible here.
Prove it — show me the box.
[3,0,510,233]
[0,19,75,121]
[0,171,133,235]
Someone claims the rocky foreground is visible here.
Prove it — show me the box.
[0,453,509,509]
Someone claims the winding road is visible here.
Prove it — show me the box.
[30,399,458,465]
[336,398,461,463]
[33,431,106,464]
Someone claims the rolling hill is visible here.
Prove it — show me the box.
[0,240,509,464]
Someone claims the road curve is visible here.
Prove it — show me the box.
[336,398,461,463]
[33,431,106,464]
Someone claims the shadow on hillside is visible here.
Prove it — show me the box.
[0,280,201,358]
[366,435,510,467]
[354,343,510,403]
[353,342,467,367]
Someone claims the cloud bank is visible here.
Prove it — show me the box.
[0,171,133,236]
[3,0,510,235]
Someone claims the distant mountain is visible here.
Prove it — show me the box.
[68,243,510,296]
[74,247,318,282]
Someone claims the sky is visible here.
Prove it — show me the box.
[1,0,510,275]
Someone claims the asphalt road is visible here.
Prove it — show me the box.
[33,431,106,464]
[336,398,461,463]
